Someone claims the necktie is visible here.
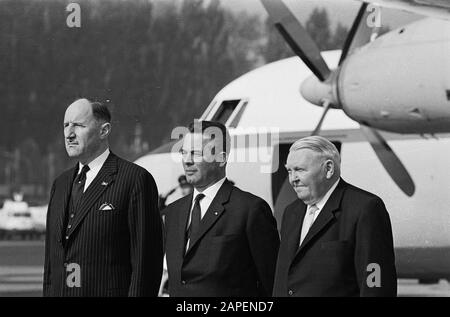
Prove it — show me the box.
[71,164,90,209]
[299,204,319,246]
[63,165,90,235]
[186,193,205,248]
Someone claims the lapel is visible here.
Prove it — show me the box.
[68,153,118,238]
[285,200,307,261]
[184,180,232,257]
[56,166,78,244]
[174,193,194,262]
[293,179,346,260]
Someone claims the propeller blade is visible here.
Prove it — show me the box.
[339,2,372,65]
[261,0,330,81]
[360,125,415,196]
[311,100,331,136]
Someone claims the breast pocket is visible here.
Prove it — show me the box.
[89,207,126,239]
[97,208,122,216]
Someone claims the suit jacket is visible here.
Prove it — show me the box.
[164,179,280,297]
[43,153,163,297]
[273,179,397,297]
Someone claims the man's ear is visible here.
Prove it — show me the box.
[100,122,111,139]
[325,159,334,179]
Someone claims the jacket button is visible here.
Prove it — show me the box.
[67,225,72,229]
[70,214,75,218]
[63,263,68,267]
[288,290,294,296]
[65,235,69,240]
[181,280,186,285]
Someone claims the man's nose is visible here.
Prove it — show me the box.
[65,129,75,139]
[289,173,299,183]
[183,157,194,165]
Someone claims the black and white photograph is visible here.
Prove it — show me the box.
[0,0,449,299]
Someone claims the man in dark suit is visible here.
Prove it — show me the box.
[164,120,279,297]
[273,136,397,297]
[43,98,163,297]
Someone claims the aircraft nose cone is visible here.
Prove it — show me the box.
[300,75,339,108]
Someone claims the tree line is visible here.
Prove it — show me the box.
[0,0,348,201]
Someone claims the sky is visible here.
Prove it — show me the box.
[151,0,423,30]
[218,0,422,29]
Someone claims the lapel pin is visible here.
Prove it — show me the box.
[214,212,218,216]
[101,181,108,186]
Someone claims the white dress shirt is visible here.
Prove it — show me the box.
[189,177,227,221]
[185,177,227,250]
[77,148,110,192]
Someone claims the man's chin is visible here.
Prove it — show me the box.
[185,176,197,185]
[66,149,80,159]
[295,191,311,203]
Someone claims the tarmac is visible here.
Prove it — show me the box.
[0,240,449,297]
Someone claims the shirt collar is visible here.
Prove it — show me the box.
[192,177,227,202]
[312,178,340,211]
[78,148,110,175]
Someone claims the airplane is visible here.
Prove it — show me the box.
[354,0,450,21]
[135,0,450,282]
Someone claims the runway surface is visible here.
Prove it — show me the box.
[0,240,449,297]
[0,241,44,297]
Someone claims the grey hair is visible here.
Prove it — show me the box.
[289,136,341,167]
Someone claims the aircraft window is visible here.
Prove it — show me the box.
[228,101,248,128]
[211,100,241,124]
[333,141,342,153]
[200,100,217,120]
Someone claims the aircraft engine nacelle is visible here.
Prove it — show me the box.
[337,18,450,134]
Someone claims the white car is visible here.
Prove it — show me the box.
[0,199,35,239]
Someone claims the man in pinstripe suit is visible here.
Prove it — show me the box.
[43,98,163,297]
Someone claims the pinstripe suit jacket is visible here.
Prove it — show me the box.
[43,153,163,297]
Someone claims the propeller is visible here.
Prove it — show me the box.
[311,100,331,136]
[260,0,330,81]
[262,0,415,196]
[339,2,370,65]
[360,125,415,196]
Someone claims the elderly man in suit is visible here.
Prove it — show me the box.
[164,120,279,297]
[43,98,163,297]
[273,136,397,297]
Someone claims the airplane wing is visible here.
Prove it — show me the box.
[356,0,450,20]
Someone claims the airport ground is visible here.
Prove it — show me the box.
[0,240,449,297]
